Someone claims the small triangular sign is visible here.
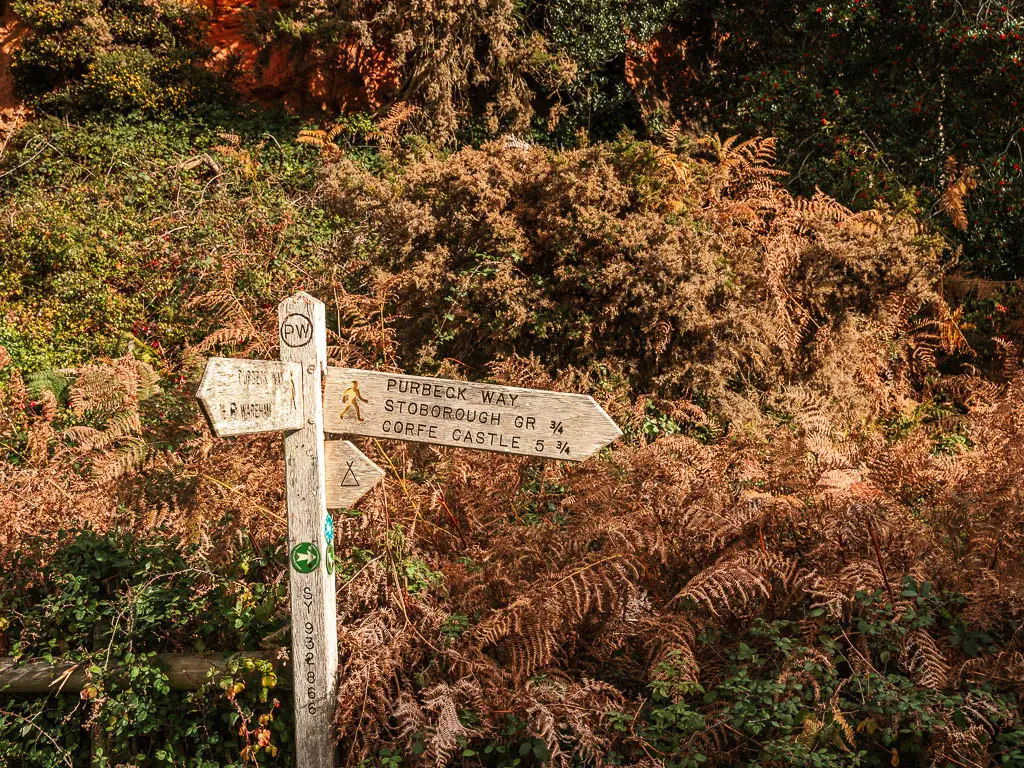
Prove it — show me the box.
[324,441,385,509]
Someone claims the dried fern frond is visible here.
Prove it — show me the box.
[938,303,975,356]
[369,103,419,149]
[70,367,132,415]
[186,290,276,359]
[513,675,623,767]
[26,421,53,467]
[902,629,950,690]
[940,156,978,231]
[462,557,643,682]
[296,129,328,146]
[673,551,795,617]
[68,356,158,417]
[210,138,260,177]
[297,128,343,159]
[830,684,856,750]
[90,438,149,484]
[420,680,483,767]
[662,121,682,149]
[696,134,788,198]
[810,560,885,617]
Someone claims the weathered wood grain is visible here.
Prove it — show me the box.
[279,293,338,768]
[196,357,303,437]
[323,368,622,461]
[324,440,385,510]
[0,652,288,694]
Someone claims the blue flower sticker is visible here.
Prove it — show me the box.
[324,514,334,544]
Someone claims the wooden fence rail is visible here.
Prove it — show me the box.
[0,652,288,694]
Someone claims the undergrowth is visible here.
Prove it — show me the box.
[0,527,292,766]
[1,113,1023,766]
[0,115,338,372]
[11,0,221,116]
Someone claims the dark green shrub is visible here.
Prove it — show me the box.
[647,0,1024,277]
[0,527,292,766]
[11,0,219,115]
[0,117,334,372]
[625,585,1024,767]
[536,0,683,140]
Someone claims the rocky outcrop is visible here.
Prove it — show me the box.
[0,1,402,116]
[0,7,26,113]
[199,0,401,114]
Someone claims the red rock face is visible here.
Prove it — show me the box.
[0,1,401,116]
[624,21,721,132]
[199,0,402,114]
[0,7,26,113]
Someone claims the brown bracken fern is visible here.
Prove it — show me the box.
[2,131,1023,765]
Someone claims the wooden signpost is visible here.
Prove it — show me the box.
[277,293,338,768]
[197,292,621,766]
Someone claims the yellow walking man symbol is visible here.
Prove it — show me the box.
[338,380,367,422]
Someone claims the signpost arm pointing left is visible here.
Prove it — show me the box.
[279,292,338,768]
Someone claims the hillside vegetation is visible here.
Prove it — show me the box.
[1,2,1024,767]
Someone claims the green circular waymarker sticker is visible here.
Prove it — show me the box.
[290,542,321,573]
[325,545,335,575]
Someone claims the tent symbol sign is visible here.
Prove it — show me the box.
[324,440,385,509]
[340,461,360,487]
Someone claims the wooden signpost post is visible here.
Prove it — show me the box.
[198,292,621,766]
[277,293,338,768]
[198,293,384,768]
